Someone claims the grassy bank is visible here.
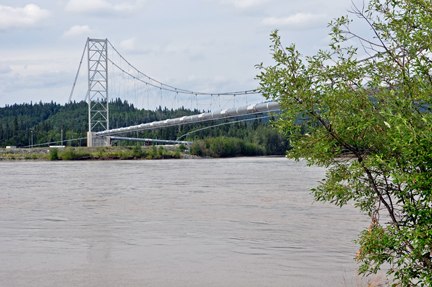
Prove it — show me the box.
[0,136,289,161]
[189,136,289,158]
[0,145,188,161]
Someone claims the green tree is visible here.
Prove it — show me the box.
[257,0,432,285]
[13,116,18,137]
[49,148,59,161]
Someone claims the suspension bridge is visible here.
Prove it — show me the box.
[70,38,280,147]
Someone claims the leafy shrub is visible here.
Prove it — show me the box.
[158,146,164,157]
[190,142,205,156]
[132,145,143,157]
[174,149,181,158]
[190,137,264,157]
[179,144,187,152]
[49,148,59,160]
[59,148,90,160]
[60,148,76,160]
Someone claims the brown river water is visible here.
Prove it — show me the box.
[0,157,370,286]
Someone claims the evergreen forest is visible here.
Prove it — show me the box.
[0,99,289,156]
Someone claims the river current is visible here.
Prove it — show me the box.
[0,157,370,286]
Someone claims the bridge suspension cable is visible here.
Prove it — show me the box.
[106,40,260,96]
[176,114,273,141]
[68,41,88,103]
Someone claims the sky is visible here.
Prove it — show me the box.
[0,0,374,108]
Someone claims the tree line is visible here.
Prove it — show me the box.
[0,99,289,155]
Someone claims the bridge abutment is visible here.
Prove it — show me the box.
[87,132,111,147]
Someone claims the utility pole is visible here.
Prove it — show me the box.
[31,129,33,148]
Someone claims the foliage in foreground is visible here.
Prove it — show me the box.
[257,0,432,285]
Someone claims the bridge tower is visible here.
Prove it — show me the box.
[86,38,110,147]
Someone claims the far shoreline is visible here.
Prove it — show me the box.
[0,146,286,162]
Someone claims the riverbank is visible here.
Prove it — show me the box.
[0,146,198,161]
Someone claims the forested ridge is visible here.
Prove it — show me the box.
[0,99,289,155]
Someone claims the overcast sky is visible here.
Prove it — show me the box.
[0,0,373,108]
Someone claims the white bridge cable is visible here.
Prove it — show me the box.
[106,40,260,96]
[68,41,88,103]
[20,137,88,148]
[107,57,258,97]
[69,38,384,105]
[176,115,273,141]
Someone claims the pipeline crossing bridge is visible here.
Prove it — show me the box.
[67,38,280,147]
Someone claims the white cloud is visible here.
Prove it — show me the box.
[0,4,50,30]
[63,25,96,38]
[211,0,270,9]
[262,13,327,28]
[120,37,136,51]
[65,0,144,16]
[0,63,12,74]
